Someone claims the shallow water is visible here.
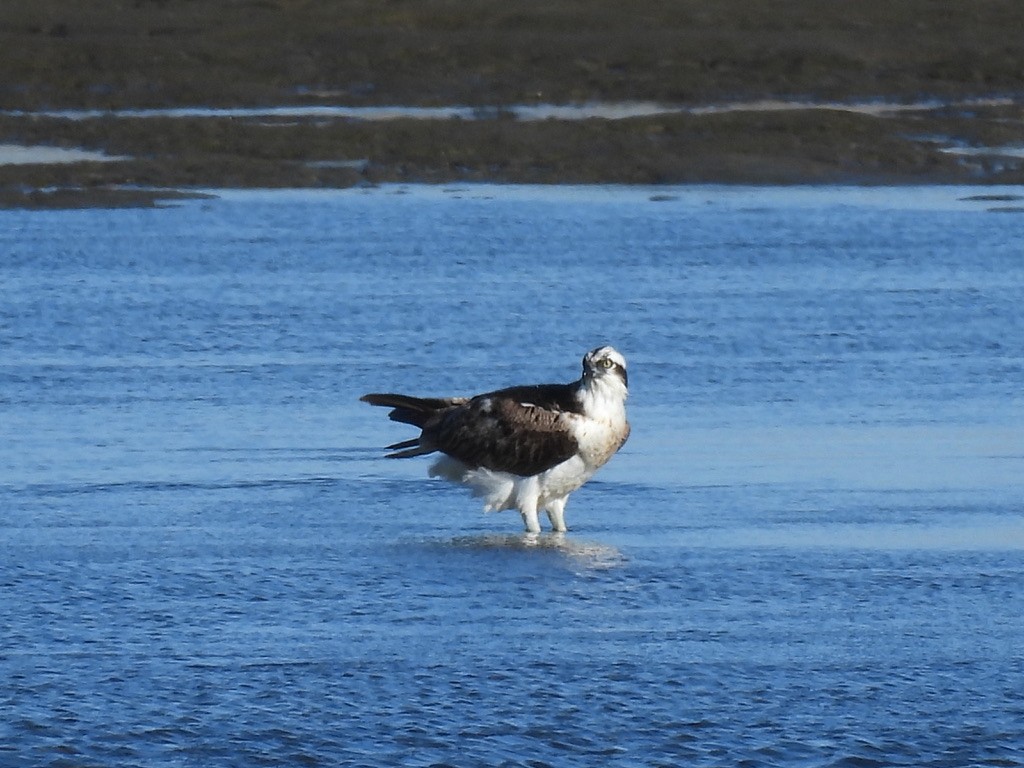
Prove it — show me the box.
[2,185,1023,766]
[0,144,129,166]
[6,95,1013,122]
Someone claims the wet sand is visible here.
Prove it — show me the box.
[1,0,1022,206]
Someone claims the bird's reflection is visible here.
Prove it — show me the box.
[447,531,626,569]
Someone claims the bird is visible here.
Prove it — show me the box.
[361,346,630,533]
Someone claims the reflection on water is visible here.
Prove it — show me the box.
[447,532,627,570]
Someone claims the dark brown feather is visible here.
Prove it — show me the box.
[482,383,584,415]
[428,395,579,476]
[359,393,466,428]
[361,383,584,475]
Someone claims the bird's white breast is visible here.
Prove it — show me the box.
[570,377,629,470]
[567,415,626,471]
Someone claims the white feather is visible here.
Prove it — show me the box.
[430,454,588,513]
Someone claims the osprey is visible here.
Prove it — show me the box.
[361,346,630,533]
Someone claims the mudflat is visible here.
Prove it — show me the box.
[1,0,1022,205]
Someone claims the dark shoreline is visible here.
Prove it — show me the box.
[2,0,1022,207]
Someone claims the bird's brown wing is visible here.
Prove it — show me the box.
[428,395,579,476]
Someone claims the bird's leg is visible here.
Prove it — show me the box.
[516,479,542,534]
[544,497,568,533]
[519,502,541,534]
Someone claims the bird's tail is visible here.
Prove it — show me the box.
[361,392,468,459]
[381,437,432,459]
[359,393,461,428]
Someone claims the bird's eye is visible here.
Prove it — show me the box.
[600,358,614,369]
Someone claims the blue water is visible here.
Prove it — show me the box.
[2,185,1023,767]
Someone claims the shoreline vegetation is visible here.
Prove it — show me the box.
[1,0,1022,207]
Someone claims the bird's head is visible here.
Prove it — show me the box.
[582,345,628,390]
